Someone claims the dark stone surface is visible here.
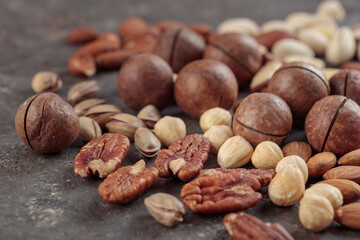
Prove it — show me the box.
[0,0,359,239]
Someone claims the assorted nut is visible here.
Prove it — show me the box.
[78,116,102,142]
[31,71,63,93]
[275,155,309,182]
[307,152,337,178]
[316,179,360,204]
[199,107,231,132]
[282,141,312,162]
[217,136,253,168]
[153,116,186,147]
[338,149,360,166]
[251,141,283,170]
[137,104,161,129]
[134,127,161,158]
[334,203,360,230]
[84,104,122,128]
[250,61,282,92]
[323,166,360,183]
[73,98,106,116]
[217,18,260,35]
[303,183,343,209]
[203,125,233,154]
[272,38,315,59]
[67,80,100,105]
[329,70,360,106]
[105,113,145,139]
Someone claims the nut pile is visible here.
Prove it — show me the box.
[14,0,360,238]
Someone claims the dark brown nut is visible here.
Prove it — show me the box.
[338,149,360,166]
[180,173,262,214]
[341,61,360,71]
[334,203,360,230]
[154,20,187,32]
[232,99,243,113]
[73,98,106,116]
[118,17,148,39]
[203,33,262,88]
[98,159,159,204]
[233,93,292,147]
[67,27,98,44]
[15,93,79,154]
[84,104,122,129]
[174,59,238,118]
[78,116,102,142]
[255,30,295,50]
[137,104,161,129]
[316,179,360,204]
[31,71,62,93]
[307,152,337,178]
[95,49,137,70]
[155,134,210,181]
[323,166,360,183]
[117,53,173,111]
[76,38,120,56]
[67,80,100,105]
[188,23,213,40]
[123,28,159,53]
[199,168,275,186]
[74,133,130,178]
[329,70,360,106]
[105,113,145,140]
[154,27,205,73]
[67,52,96,78]
[305,95,360,155]
[223,212,294,240]
[268,62,330,121]
[282,141,312,162]
[134,127,161,158]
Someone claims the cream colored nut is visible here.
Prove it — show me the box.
[134,127,161,158]
[31,71,63,93]
[137,104,161,129]
[250,61,282,92]
[283,55,325,69]
[129,159,146,175]
[299,194,334,232]
[73,98,106,116]
[67,80,100,105]
[261,20,294,34]
[78,116,102,142]
[276,155,308,183]
[172,73,178,83]
[217,136,253,168]
[144,193,185,227]
[169,158,186,175]
[154,116,186,147]
[251,141,283,170]
[272,39,315,60]
[84,104,122,128]
[286,12,314,31]
[357,44,360,61]
[269,165,305,206]
[298,28,329,56]
[217,18,260,35]
[308,19,337,40]
[199,107,232,132]
[304,183,343,209]
[352,25,360,41]
[106,113,145,140]
[316,0,345,23]
[203,125,233,154]
[322,68,339,79]
[326,27,356,66]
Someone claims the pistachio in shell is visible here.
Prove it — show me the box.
[134,127,161,157]
[137,104,161,129]
[106,113,145,139]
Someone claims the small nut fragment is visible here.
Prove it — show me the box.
[31,71,63,93]
[144,193,185,227]
[78,116,102,142]
[250,61,282,92]
[282,141,312,162]
[134,127,161,158]
[199,107,232,132]
[272,39,315,59]
[73,98,106,116]
[154,116,186,147]
[217,18,260,35]
[129,159,146,175]
[203,125,233,154]
[282,55,325,69]
[106,113,145,140]
[137,105,161,129]
[298,28,329,56]
[304,183,343,209]
[326,27,356,66]
[323,166,360,183]
[299,194,334,232]
[85,104,122,129]
[316,0,345,23]
[276,155,309,183]
[218,136,254,169]
[67,52,96,77]
[334,203,360,230]
[307,152,336,177]
[317,179,360,204]
[251,141,283,170]
[338,149,360,166]
[67,80,100,105]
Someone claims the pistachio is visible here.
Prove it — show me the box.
[199,107,232,132]
[283,55,325,69]
[134,127,161,157]
[154,116,186,147]
[137,105,161,129]
[250,61,282,92]
[73,98,106,116]
[78,116,102,142]
[286,12,314,31]
[272,39,315,59]
[261,20,294,34]
[203,125,233,154]
[67,80,100,105]
[298,28,329,56]
[85,104,122,128]
[144,193,185,227]
[307,18,337,40]
[31,71,63,93]
[316,0,345,23]
[217,18,260,35]
[106,113,145,139]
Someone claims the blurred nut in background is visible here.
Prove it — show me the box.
[316,0,345,23]
[217,18,260,35]
[251,141,283,170]
[78,116,102,142]
[67,80,100,105]
[203,125,233,154]
[67,27,99,44]
[261,20,294,34]
[31,71,63,93]
[199,107,232,132]
[154,116,186,146]
[297,28,328,56]
[217,136,253,168]
[250,61,282,92]
[67,52,96,77]
[271,38,315,59]
[282,55,325,69]
[326,27,356,66]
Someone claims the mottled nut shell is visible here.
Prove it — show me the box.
[15,93,79,154]
[203,33,262,88]
[117,53,173,111]
[268,62,330,121]
[233,93,292,147]
[174,59,238,118]
[329,70,360,106]
[305,95,360,155]
[154,27,206,73]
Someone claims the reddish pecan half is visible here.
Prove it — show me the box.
[98,160,159,204]
[223,212,294,240]
[180,173,262,213]
[74,133,130,178]
[155,134,210,181]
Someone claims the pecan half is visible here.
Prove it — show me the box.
[180,173,262,213]
[98,160,159,204]
[155,134,210,181]
[199,168,275,186]
[74,133,130,178]
[223,212,294,240]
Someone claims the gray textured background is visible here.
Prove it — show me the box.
[1,0,360,239]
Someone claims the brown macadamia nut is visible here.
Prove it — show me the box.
[329,70,360,106]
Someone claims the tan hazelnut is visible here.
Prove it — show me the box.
[304,183,343,209]
[154,116,186,146]
[203,125,233,154]
[275,155,309,183]
[217,136,253,168]
[251,141,283,169]
[199,107,232,132]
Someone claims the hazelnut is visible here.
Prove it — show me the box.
[203,33,262,88]
[154,116,186,147]
[329,70,360,106]
[275,155,309,183]
[203,125,233,154]
[174,59,238,118]
[15,93,79,154]
[304,183,343,209]
[305,95,360,155]
[199,107,232,132]
[268,62,330,121]
[251,141,283,170]
[117,53,173,111]
[232,93,292,147]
